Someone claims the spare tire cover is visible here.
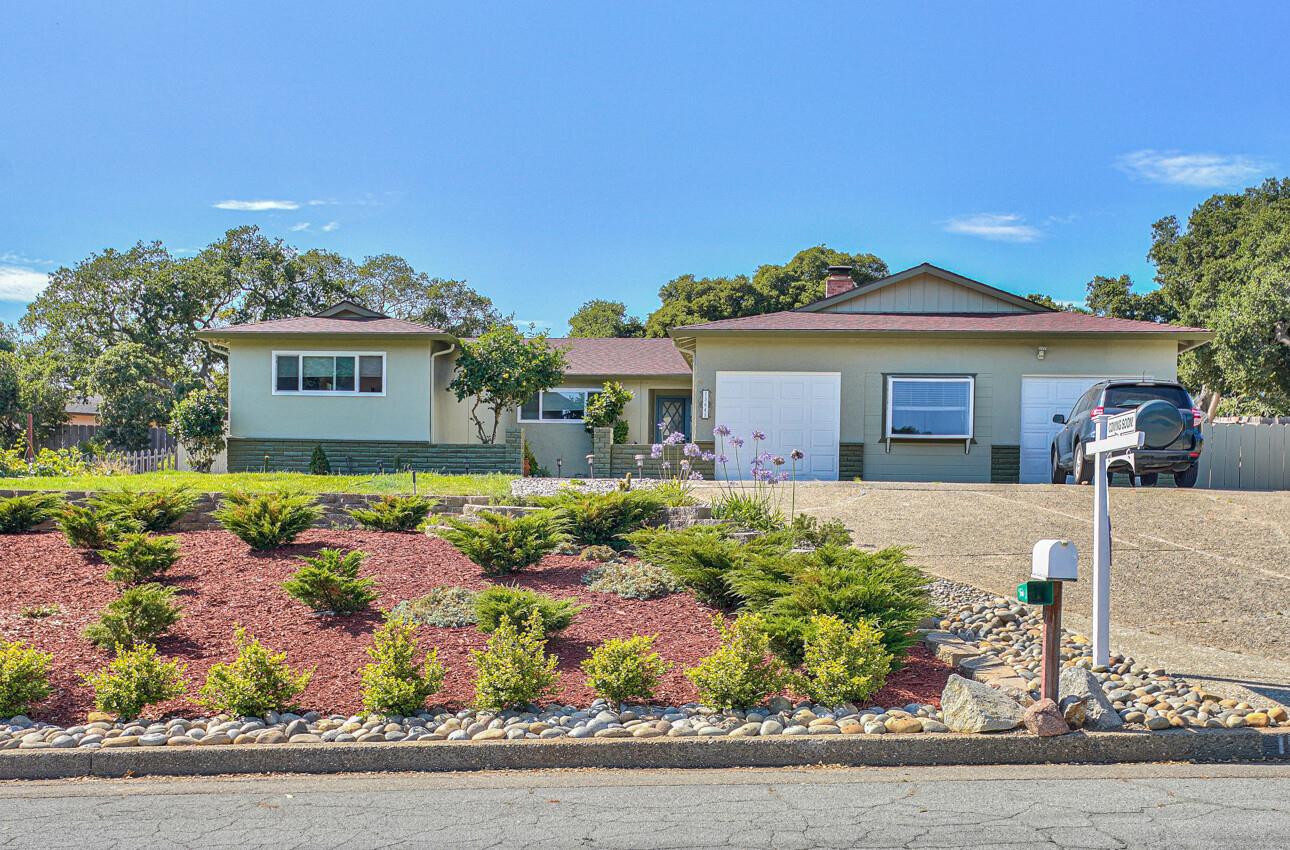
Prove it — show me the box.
[1134,399,1186,449]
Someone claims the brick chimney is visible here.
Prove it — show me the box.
[824,265,856,298]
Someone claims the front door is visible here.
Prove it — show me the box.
[654,396,691,441]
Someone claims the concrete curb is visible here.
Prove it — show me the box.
[3,729,1285,780]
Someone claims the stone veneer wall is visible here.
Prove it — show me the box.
[591,428,716,480]
[226,428,523,475]
[4,490,495,532]
[839,443,864,481]
[989,445,1021,484]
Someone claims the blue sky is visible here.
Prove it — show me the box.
[2,2,1287,330]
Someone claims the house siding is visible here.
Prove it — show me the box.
[227,429,521,474]
[688,335,1179,483]
[822,272,1031,314]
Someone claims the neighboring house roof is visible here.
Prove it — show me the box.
[196,302,451,340]
[548,338,691,377]
[670,310,1211,338]
[801,262,1051,314]
[65,396,101,416]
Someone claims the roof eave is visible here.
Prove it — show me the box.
[671,327,1214,341]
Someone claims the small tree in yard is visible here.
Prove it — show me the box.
[583,381,633,443]
[170,388,226,473]
[90,342,174,450]
[309,444,331,475]
[448,324,567,444]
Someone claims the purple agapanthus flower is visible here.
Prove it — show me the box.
[688,471,705,481]
[778,470,792,482]
[751,430,767,441]
[772,456,785,466]
[790,449,805,461]
[663,431,687,446]
[730,436,745,448]
[650,444,663,459]
[701,451,716,462]
[713,424,731,437]
[716,454,728,464]
[683,443,701,457]
[756,451,773,463]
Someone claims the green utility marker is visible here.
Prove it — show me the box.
[1017,579,1055,606]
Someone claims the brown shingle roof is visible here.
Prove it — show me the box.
[197,315,448,337]
[548,338,691,376]
[672,311,1211,336]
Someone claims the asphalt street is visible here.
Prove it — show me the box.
[0,763,1286,849]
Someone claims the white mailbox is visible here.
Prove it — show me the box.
[1032,539,1078,582]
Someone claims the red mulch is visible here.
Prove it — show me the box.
[1,530,952,724]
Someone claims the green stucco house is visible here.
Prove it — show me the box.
[199,263,1210,483]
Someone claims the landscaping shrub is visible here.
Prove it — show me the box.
[581,560,683,600]
[795,614,892,706]
[348,494,436,532]
[439,510,568,576]
[199,626,313,717]
[388,586,479,628]
[19,603,60,619]
[473,586,582,637]
[360,618,446,715]
[91,488,198,532]
[0,493,63,533]
[789,513,852,548]
[82,643,187,720]
[282,548,377,614]
[625,525,791,608]
[102,533,181,585]
[685,613,786,710]
[58,503,140,550]
[581,635,669,704]
[532,489,665,548]
[214,490,322,550]
[84,583,183,651]
[0,640,52,717]
[577,544,618,562]
[651,479,697,507]
[470,611,559,710]
[711,491,785,532]
[723,544,932,664]
[309,444,331,475]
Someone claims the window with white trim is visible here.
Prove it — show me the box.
[518,389,601,422]
[273,352,385,395]
[885,376,974,439]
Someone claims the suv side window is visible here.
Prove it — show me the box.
[1072,388,1097,418]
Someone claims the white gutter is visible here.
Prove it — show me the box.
[429,343,456,443]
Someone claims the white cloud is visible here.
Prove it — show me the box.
[1116,149,1274,188]
[0,251,55,266]
[213,199,301,211]
[306,199,334,206]
[943,213,1042,243]
[321,221,340,232]
[289,222,312,232]
[0,266,49,301]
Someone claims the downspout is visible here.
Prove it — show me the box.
[430,342,456,444]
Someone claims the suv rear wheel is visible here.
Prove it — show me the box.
[1174,465,1199,488]
[1050,448,1066,484]
[1072,441,1092,485]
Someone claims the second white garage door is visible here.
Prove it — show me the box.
[714,371,840,480]
[1019,375,1114,483]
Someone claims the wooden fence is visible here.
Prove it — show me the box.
[115,446,178,474]
[41,424,176,452]
[1194,421,1290,491]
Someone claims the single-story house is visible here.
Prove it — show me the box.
[197,263,1211,483]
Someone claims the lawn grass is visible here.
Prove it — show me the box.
[0,470,515,498]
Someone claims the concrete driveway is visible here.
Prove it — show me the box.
[700,481,1290,708]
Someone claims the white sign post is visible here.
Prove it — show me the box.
[1085,410,1144,667]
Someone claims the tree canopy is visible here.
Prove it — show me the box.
[447,325,567,443]
[567,300,645,338]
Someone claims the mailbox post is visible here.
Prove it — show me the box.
[1027,539,1079,702]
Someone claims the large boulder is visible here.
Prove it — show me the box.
[940,674,1025,733]
[1058,667,1124,731]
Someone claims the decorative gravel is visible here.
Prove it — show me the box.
[929,578,1287,730]
[509,478,661,499]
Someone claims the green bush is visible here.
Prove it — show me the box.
[309,444,331,475]
[581,560,683,600]
[199,626,313,717]
[0,640,53,717]
[723,544,932,664]
[81,643,187,720]
[651,480,697,507]
[473,585,582,636]
[583,381,633,436]
[532,489,664,548]
[58,504,141,550]
[282,548,377,614]
[625,525,791,608]
[389,586,480,628]
[795,614,892,706]
[470,611,559,710]
[685,613,786,710]
[349,494,436,532]
[214,491,322,550]
[84,583,183,651]
[90,488,198,532]
[789,514,852,548]
[102,533,181,585]
[581,634,669,704]
[0,493,63,533]
[711,492,785,532]
[439,510,568,576]
[360,618,446,715]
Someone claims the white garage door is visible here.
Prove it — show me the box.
[1019,376,1110,483]
[714,371,840,480]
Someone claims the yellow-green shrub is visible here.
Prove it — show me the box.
[685,614,785,709]
[581,635,669,704]
[795,614,892,706]
[82,643,187,720]
[360,619,445,715]
[0,640,52,717]
[470,611,558,710]
[199,627,313,717]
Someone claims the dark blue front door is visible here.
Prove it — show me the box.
[654,396,691,441]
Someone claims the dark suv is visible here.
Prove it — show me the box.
[1050,380,1204,487]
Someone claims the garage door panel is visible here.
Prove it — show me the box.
[1020,376,1128,483]
[716,372,839,481]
